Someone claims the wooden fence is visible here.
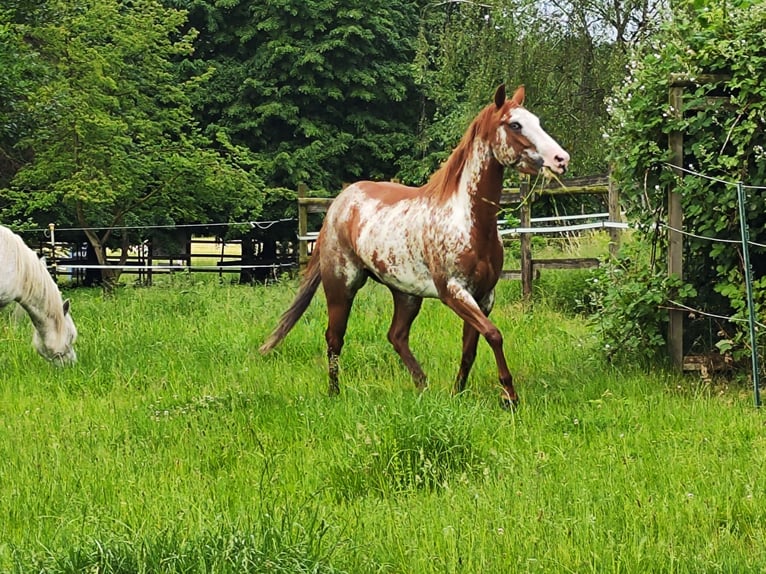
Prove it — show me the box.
[20,222,299,286]
[14,175,618,290]
[297,175,620,298]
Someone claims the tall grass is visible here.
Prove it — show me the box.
[1,272,764,572]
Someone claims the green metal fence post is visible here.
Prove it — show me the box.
[737,182,761,407]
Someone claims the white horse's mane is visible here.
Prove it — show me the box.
[1,225,77,364]
[1,226,66,328]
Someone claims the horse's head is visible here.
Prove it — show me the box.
[490,84,570,176]
[33,298,78,366]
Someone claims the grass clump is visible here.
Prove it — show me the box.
[7,500,346,574]
[329,396,491,500]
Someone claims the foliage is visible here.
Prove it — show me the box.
[399,0,654,183]
[714,271,766,368]
[0,16,42,189]
[0,0,263,285]
[588,244,697,364]
[169,0,424,197]
[606,0,766,358]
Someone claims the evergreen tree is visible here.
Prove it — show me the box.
[170,0,425,193]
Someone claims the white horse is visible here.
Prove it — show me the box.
[0,225,78,365]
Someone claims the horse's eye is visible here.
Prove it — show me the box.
[508,121,522,131]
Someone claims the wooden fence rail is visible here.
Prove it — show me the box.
[19,224,299,286]
[297,174,620,298]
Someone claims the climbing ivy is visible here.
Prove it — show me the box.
[604,0,766,365]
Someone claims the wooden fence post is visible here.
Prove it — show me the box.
[48,223,57,281]
[668,82,685,369]
[519,178,533,300]
[297,183,309,271]
[607,173,621,257]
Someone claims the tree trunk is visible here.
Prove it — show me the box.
[82,232,122,293]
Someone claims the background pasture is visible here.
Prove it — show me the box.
[1,272,765,573]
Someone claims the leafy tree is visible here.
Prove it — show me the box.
[0,0,263,287]
[605,0,766,364]
[401,0,662,183]
[0,11,44,190]
[169,0,425,197]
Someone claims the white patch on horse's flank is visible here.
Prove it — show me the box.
[334,177,481,300]
[353,194,439,297]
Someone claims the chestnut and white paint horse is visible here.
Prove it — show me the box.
[261,85,569,406]
[0,225,77,365]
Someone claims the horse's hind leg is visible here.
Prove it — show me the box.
[387,289,426,390]
[323,274,363,396]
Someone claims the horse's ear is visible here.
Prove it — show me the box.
[510,85,525,107]
[494,84,506,109]
[63,299,71,315]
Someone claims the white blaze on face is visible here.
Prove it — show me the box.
[502,107,570,174]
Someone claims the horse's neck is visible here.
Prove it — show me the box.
[16,255,60,332]
[18,298,51,334]
[455,139,504,222]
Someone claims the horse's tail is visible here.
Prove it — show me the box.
[259,241,322,354]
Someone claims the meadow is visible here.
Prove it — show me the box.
[1,267,765,573]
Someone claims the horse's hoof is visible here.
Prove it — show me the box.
[500,393,519,410]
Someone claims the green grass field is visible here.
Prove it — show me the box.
[1,272,764,573]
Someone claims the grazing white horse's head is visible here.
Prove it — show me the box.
[32,297,78,365]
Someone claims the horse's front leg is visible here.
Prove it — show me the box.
[454,292,495,395]
[441,280,517,408]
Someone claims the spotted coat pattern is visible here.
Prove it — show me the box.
[261,85,570,406]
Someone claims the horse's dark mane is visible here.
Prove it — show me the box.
[420,102,500,202]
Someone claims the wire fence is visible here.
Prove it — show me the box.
[659,164,762,406]
[8,168,763,402]
[15,217,296,234]
[12,218,301,284]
